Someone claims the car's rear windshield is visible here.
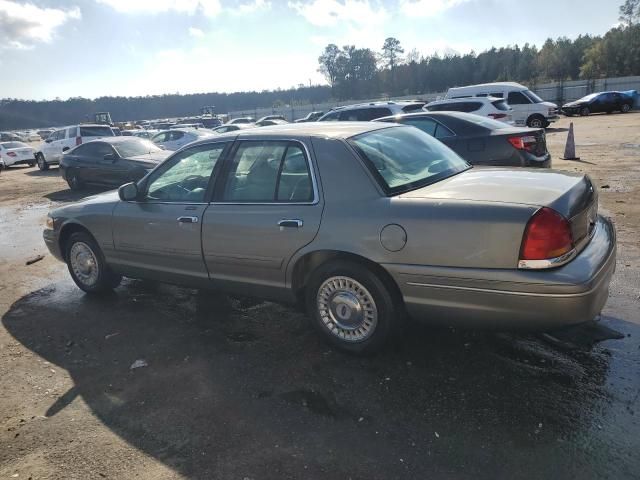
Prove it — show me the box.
[492,99,510,111]
[450,112,512,129]
[348,126,470,195]
[114,139,161,157]
[1,141,28,149]
[80,126,115,137]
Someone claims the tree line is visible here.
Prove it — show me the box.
[1,1,639,130]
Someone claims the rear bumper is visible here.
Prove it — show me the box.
[523,152,551,168]
[384,216,616,330]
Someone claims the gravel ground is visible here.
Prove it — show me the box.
[0,113,639,480]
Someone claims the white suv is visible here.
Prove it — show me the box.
[425,97,514,124]
[318,100,426,121]
[35,124,115,170]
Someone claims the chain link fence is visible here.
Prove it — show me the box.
[227,76,640,121]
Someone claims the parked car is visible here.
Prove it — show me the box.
[425,96,514,124]
[318,101,426,122]
[227,117,255,125]
[295,111,325,123]
[35,124,116,170]
[23,131,42,142]
[561,91,633,116]
[37,129,55,140]
[150,128,213,151]
[256,115,286,124]
[211,124,255,134]
[0,141,36,168]
[0,132,25,142]
[256,119,289,127]
[375,111,550,167]
[43,123,615,354]
[445,82,559,128]
[60,137,170,190]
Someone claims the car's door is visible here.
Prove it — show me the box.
[591,94,605,113]
[110,141,230,283]
[94,143,128,186]
[507,91,531,126]
[44,130,64,162]
[64,144,96,183]
[201,139,323,296]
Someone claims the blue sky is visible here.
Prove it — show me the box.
[0,0,621,100]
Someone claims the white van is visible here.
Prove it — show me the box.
[445,82,559,128]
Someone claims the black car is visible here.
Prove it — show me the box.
[562,91,633,116]
[374,111,551,168]
[60,137,171,190]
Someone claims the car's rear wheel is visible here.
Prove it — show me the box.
[621,104,631,113]
[65,231,121,293]
[36,153,49,171]
[305,260,403,354]
[28,161,35,167]
[526,115,545,128]
[580,106,590,116]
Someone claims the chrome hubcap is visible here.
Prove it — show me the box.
[70,242,99,286]
[317,276,377,342]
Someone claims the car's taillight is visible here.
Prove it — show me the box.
[519,207,574,268]
[7,152,16,157]
[508,135,537,152]
[76,136,82,146]
[488,113,507,119]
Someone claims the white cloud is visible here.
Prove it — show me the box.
[288,0,386,27]
[96,0,222,17]
[399,0,470,17]
[0,0,80,49]
[231,0,271,15]
[189,27,205,37]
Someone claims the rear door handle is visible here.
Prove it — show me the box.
[177,216,199,224]
[278,219,303,229]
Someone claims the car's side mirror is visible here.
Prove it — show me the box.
[104,153,117,162]
[118,182,138,201]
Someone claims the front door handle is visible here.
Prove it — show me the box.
[278,219,303,229]
[177,216,199,224]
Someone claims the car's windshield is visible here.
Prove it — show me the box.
[349,126,470,195]
[523,89,544,103]
[114,139,162,157]
[578,93,599,102]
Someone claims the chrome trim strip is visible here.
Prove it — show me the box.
[405,281,595,298]
[517,248,576,270]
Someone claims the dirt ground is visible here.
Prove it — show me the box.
[0,114,639,479]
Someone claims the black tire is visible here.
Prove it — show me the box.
[526,115,545,128]
[36,153,49,171]
[67,170,83,190]
[621,104,631,113]
[305,260,404,355]
[580,106,590,116]
[65,231,121,293]
[28,162,35,167]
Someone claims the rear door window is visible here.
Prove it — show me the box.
[80,126,115,137]
[492,99,510,111]
[320,111,340,122]
[222,141,313,203]
[435,124,455,139]
[67,127,77,138]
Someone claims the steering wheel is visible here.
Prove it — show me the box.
[179,175,206,191]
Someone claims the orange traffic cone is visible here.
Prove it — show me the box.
[561,122,580,160]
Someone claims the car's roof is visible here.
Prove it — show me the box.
[428,96,501,104]
[189,122,396,145]
[329,100,425,112]
[449,82,525,90]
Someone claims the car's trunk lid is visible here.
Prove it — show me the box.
[401,168,597,249]
[491,127,548,157]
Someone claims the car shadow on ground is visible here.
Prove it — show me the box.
[2,280,639,479]
[545,127,569,133]
[24,168,60,177]
[44,186,110,203]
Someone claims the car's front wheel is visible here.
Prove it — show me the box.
[526,115,545,128]
[65,231,121,293]
[621,104,631,113]
[305,261,403,354]
[36,153,49,171]
[580,106,590,116]
[66,170,83,190]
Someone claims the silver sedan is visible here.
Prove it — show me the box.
[43,123,616,354]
